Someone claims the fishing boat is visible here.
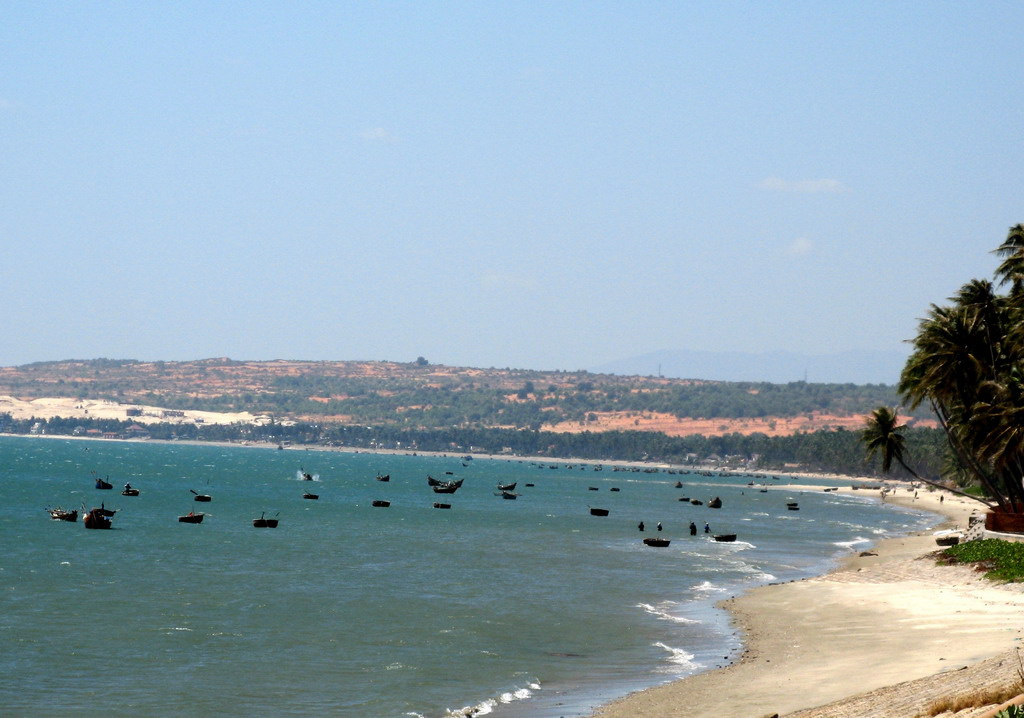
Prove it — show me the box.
[94,477,113,490]
[429,477,463,494]
[609,487,620,492]
[122,488,140,497]
[83,507,112,529]
[643,537,671,547]
[371,500,391,508]
[376,474,390,482]
[496,482,517,491]
[589,507,610,517]
[253,512,279,528]
[178,512,204,524]
[46,507,78,522]
[302,492,319,500]
[588,486,599,491]
[787,502,800,511]
[497,491,519,500]
[690,499,703,505]
[708,497,722,509]
[674,481,683,488]
[713,534,737,542]
[432,502,451,509]
[190,489,212,502]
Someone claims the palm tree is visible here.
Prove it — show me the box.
[862,407,991,506]
[993,223,1024,292]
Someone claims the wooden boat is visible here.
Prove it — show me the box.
[589,507,609,517]
[525,483,535,487]
[371,500,391,507]
[95,477,113,490]
[302,492,319,500]
[46,507,78,522]
[498,491,518,500]
[708,497,722,509]
[430,478,463,494]
[643,537,671,547]
[496,482,517,491]
[588,486,599,491]
[122,488,140,497]
[178,512,204,524]
[690,499,703,505]
[674,481,683,488]
[432,502,451,509]
[190,489,212,502]
[376,474,390,482]
[83,507,112,529]
[786,502,800,511]
[253,512,279,527]
[713,534,737,542]
[609,487,620,492]
[935,534,960,546]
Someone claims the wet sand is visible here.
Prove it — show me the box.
[591,487,1024,718]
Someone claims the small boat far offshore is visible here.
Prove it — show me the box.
[253,512,279,528]
[178,512,204,524]
[643,537,670,547]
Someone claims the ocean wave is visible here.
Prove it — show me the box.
[691,580,727,594]
[833,536,871,549]
[653,641,698,672]
[637,601,697,624]
[444,681,540,717]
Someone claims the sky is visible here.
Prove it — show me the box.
[2,2,1022,377]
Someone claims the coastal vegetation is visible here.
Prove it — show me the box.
[864,224,1024,511]
[0,410,947,477]
[941,539,1024,582]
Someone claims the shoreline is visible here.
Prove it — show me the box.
[7,432,1018,714]
[590,487,1024,718]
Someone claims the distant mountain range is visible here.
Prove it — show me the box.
[590,349,907,385]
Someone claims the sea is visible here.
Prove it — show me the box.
[0,436,938,717]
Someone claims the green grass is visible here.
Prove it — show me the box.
[941,539,1024,582]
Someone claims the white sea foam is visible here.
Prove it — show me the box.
[637,602,697,624]
[447,682,539,716]
[692,580,726,594]
[834,536,871,549]
[654,641,698,671]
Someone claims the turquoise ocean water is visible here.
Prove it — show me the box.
[0,436,937,716]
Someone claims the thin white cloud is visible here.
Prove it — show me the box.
[786,237,814,256]
[758,177,849,194]
[360,127,398,143]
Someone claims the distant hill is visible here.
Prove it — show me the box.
[590,349,907,385]
[0,358,931,439]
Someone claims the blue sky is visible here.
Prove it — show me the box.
[2,2,1021,376]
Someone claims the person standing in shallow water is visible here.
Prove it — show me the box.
[689,522,697,536]
[657,522,662,532]
[638,521,645,532]
[704,522,710,534]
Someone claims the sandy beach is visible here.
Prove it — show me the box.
[592,486,1024,718]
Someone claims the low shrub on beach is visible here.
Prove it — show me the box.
[940,539,1024,582]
